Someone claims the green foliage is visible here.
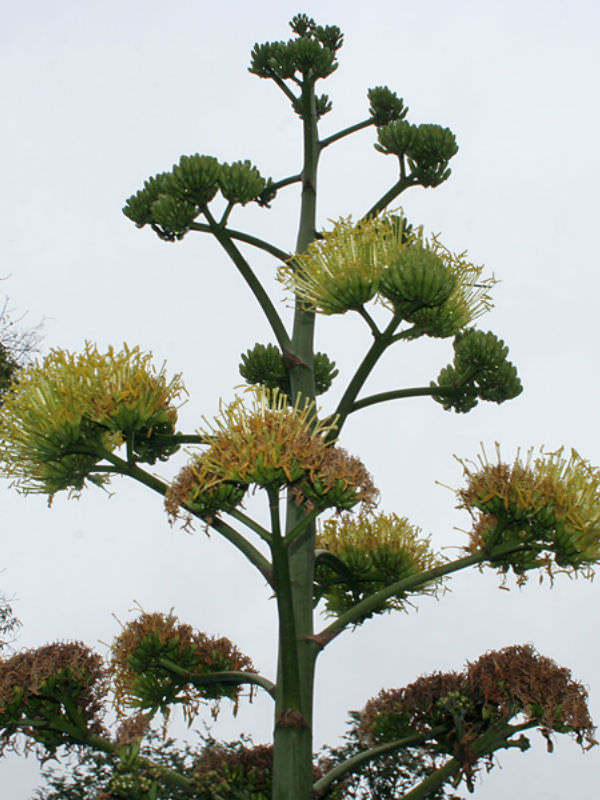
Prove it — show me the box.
[0,596,20,654]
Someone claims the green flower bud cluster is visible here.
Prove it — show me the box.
[433,330,522,413]
[123,154,271,240]
[281,215,495,333]
[239,342,338,396]
[108,766,155,800]
[376,120,458,187]
[380,245,456,315]
[250,15,342,80]
[367,86,408,127]
[249,15,342,120]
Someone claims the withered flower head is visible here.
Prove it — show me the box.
[359,644,596,789]
[166,388,378,519]
[193,742,273,797]
[457,444,600,580]
[0,642,107,755]
[110,610,255,724]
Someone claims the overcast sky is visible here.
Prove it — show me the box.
[2,1,600,797]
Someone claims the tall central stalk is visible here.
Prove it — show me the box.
[272,77,320,800]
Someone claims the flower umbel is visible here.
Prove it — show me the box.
[457,445,600,579]
[278,214,495,336]
[278,214,407,314]
[314,512,444,619]
[166,388,377,519]
[110,610,255,724]
[0,344,185,497]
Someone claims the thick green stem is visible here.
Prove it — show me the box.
[203,208,291,352]
[315,547,517,647]
[209,518,274,586]
[400,720,534,800]
[273,76,321,800]
[269,487,303,713]
[227,508,273,544]
[315,539,525,646]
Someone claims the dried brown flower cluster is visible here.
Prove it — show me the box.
[110,611,255,723]
[0,642,107,754]
[359,644,596,784]
[192,742,273,796]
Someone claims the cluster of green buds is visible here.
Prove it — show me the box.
[279,214,495,339]
[110,611,255,723]
[123,154,273,240]
[239,342,338,396]
[0,344,185,498]
[314,513,444,620]
[457,445,600,580]
[249,14,343,119]
[432,329,522,412]
[0,642,107,755]
[165,389,378,520]
[367,86,408,127]
[359,644,595,784]
[376,120,458,187]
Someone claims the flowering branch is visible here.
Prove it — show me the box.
[314,540,527,648]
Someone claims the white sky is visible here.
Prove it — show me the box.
[2,0,599,797]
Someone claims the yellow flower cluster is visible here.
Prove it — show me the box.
[166,389,377,519]
[278,214,495,336]
[457,445,600,578]
[314,512,444,618]
[0,343,185,497]
[279,215,403,314]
